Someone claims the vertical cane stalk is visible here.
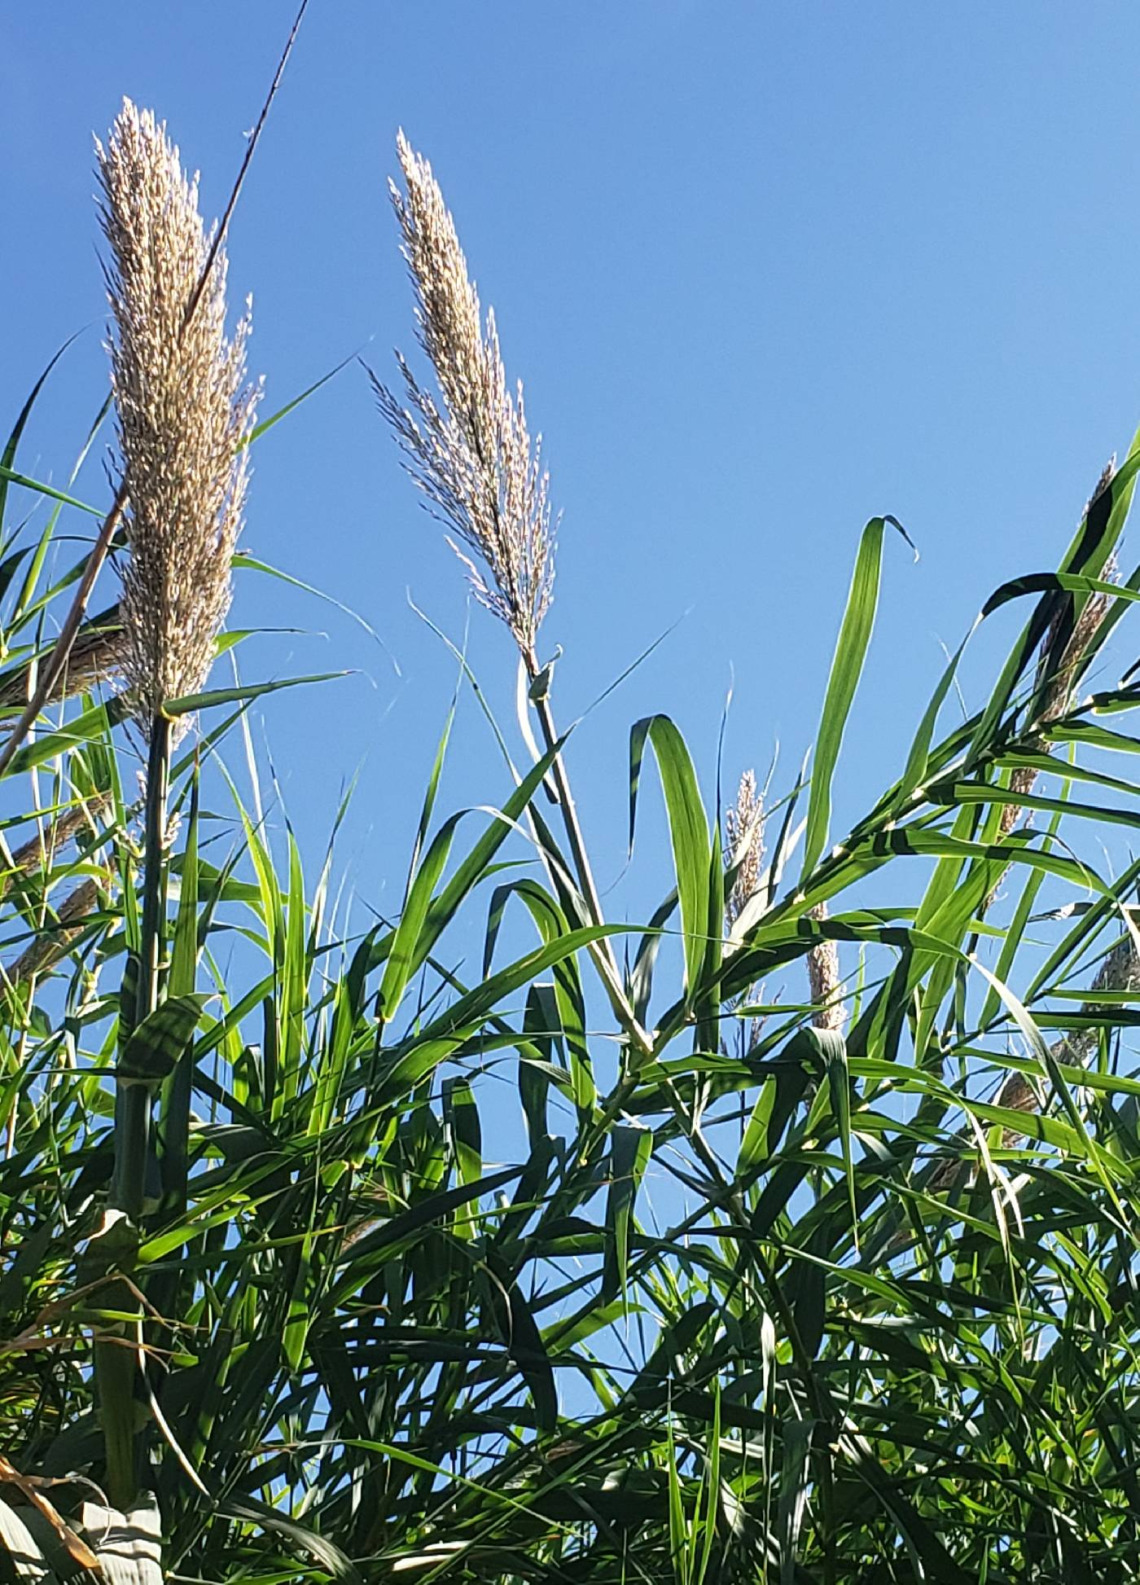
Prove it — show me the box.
[93,100,258,1508]
[111,717,170,1224]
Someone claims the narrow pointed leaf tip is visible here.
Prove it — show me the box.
[802,515,914,879]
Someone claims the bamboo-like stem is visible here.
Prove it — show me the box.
[525,666,652,1065]
[523,663,656,1145]
[138,716,171,1023]
[112,717,170,1222]
[96,1309,140,1511]
[102,718,169,1509]
[528,691,613,955]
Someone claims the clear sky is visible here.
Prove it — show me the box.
[5,3,1140,931]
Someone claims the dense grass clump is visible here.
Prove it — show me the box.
[5,62,1140,1585]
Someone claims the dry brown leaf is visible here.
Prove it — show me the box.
[0,1454,104,1575]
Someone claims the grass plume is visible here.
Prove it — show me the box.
[806,901,846,1035]
[3,795,108,892]
[1000,458,1118,839]
[725,768,764,927]
[0,607,124,720]
[373,132,555,662]
[96,100,258,738]
[5,875,104,988]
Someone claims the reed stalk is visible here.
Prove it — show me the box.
[94,98,257,1506]
[806,901,846,1035]
[113,719,170,1224]
[374,135,649,1055]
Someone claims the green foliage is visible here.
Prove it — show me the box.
[9,135,1140,1585]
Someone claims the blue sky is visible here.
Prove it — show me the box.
[4,3,1140,937]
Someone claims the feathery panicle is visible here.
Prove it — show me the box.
[997,762,1040,839]
[5,876,105,988]
[725,769,764,927]
[0,607,125,720]
[918,926,1140,1210]
[4,795,109,894]
[1035,457,1118,725]
[998,457,1118,840]
[806,902,846,1035]
[96,100,258,737]
[974,932,1140,1165]
[1069,931,1140,1055]
[373,132,555,660]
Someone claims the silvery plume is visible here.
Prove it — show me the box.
[725,769,764,927]
[373,132,555,662]
[96,100,258,738]
[806,902,846,1036]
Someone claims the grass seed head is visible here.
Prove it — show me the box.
[374,132,555,660]
[0,607,125,720]
[1038,456,1119,720]
[725,769,764,927]
[95,100,258,739]
[807,901,846,1035]
[5,795,109,896]
[5,876,105,987]
[998,457,1120,844]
